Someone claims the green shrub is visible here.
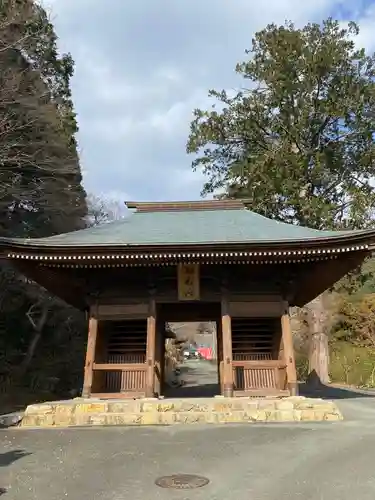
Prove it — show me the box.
[329,341,375,387]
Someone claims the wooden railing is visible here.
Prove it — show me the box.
[93,363,147,397]
[233,353,272,361]
[219,359,288,396]
[107,353,146,364]
[232,360,287,395]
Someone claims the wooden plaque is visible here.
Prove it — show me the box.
[177,263,200,301]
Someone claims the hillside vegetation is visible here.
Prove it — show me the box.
[0,0,87,413]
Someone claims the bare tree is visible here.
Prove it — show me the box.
[86,194,126,226]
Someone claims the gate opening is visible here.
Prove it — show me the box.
[163,321,220,398]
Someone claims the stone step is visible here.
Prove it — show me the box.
[19,397,343,428]
[23,397,339,416]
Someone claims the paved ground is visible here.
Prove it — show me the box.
[2,361,375,500]
[164,359,220,398]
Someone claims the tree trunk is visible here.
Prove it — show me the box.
[308,332,330,385]
[17,302,49,378]
[306,294,330,385]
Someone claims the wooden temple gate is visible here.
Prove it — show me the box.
[2,199,374,401]
[82,289,297,399]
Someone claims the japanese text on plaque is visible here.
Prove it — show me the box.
[177,264,200,301]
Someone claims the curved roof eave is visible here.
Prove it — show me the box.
[2,206,375,253]
[1,228,375,254]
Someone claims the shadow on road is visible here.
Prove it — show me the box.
[164,361,375,400]
[0,450,31,467]
[300,381,375,400]
[165,383,220,398]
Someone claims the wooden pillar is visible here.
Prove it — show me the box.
[281,303,298,396]
[154,318,164,397]
[145,294,156,398]
[216,319,223,394]
[82,307,98,398]
[221,289,234,397]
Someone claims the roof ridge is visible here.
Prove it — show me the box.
[125,200,245,212]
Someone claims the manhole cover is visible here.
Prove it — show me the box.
[155,474,210,489]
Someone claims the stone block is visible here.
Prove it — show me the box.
[210,412,227,423]
[39,415,56,427]
[276,410,295,421]
[54,404,74,417]
[293,410,303,421]
[258,400,276,410]
[141,402,158,413]
[141,401,174,413]
[217,411,248,423]
[88,414,107,426]
[212,403,236,413]
[17,397,345,428]
[294,401,316,410]
[73,414,92,426]
[75,403,108,414]
[21,416,40,427]
[276,400,295,411]
[314,403,337,412]
[243,410,262,421]
[324,412,343,421]
[174,412,207,424]
[265,410,279,421]
[252,410,268,421]
[203,412,220,424]
[53,417,73,427]
[181,402,209,412]
[313,411,329,421]
[115,413,142,425]
[141,413,160,425]
[25,404,54,415]
[300,410,318,421]
[108,402,140,414]
[156,402,176,413]
[158,413,177,425]
[244,400,259,410]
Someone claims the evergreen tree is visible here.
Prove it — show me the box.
[187,19,375,383]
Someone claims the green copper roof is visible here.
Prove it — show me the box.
[1,208,373,248]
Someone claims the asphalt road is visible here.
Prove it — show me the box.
[165,358,220,398]
[2,362,375,500]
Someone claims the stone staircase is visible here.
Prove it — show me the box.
[19,396,343,428]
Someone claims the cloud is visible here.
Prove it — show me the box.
[41,0,375,202]
[349,4,375,50]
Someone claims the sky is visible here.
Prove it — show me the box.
[40,0,375,204]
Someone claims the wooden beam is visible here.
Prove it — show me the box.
[292,253,367,307]
[14,262,86,309]
[234,389,290,397]
[125,199,245,212]
[280,304,298,395]
[97,303,148,319]
[229,300,284,317]
[82,307,99,398]
[93,363,146,371]
[221,288,234,397]
[145,294,156,398]
[157,302,221,322]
